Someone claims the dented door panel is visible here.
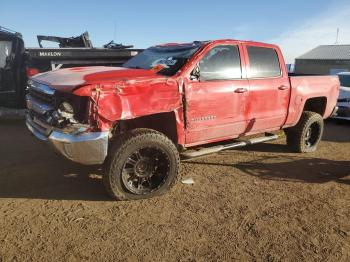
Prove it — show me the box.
[185,79,249,145]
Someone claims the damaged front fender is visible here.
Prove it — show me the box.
[73,77,182,130]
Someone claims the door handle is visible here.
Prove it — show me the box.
[278,85,289,90]
[234,88,248,93]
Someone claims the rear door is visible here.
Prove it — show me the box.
[243,44,290,133]
[185,42,249,145]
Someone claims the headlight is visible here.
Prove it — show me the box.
[50,95,88,128]
[51,101,76,126]
[58,101,75,118]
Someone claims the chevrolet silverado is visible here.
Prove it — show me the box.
[26,39,340,200]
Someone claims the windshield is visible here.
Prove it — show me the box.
[339,74,350,87]
[123,42,204,76]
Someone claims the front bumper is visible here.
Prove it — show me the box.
[26,114,109,165]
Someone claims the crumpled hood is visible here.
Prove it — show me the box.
[31,66,164,92]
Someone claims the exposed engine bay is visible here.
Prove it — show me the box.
[26,80,92,136]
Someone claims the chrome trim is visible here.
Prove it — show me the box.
[49,131,109,165]
[26,114,51,137]
[26,113,109,165]
[25,118,48,141]
[50,130,109,143]
[331,106,339,117]
[28,81,55,95]
[26,94,54,115]
[32,117,53,135]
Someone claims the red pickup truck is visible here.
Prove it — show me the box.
[26,39,339,200]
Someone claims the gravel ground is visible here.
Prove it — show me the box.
[0,119,349,261]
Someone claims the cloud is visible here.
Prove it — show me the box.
[269,3,350,63]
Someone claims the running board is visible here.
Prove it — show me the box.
[180,134,279,159]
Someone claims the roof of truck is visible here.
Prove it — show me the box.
[155,39,278,48]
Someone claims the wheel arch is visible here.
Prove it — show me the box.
[112,111,179,144]
[303,97,327,116]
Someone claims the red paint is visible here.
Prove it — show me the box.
[26,67,39,77]
[30,39,340,147]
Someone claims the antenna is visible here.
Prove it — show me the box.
[335,28,339,45]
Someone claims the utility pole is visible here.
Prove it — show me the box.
[335,28,339,45]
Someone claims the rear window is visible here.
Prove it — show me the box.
[247,46,281,78]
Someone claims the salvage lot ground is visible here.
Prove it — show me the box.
[0,120,349,261]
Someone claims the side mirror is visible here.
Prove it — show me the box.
[190,65,200,80]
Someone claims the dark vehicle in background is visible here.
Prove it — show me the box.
[0,27,26,107]
[0,26,141,108]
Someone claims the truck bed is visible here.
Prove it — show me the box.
[285,75,339,126]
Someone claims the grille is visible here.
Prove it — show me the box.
[27,80,55,100]
[26,81,56,137]
[28,87,54,104]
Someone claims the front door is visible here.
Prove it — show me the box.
[185,44,249,145]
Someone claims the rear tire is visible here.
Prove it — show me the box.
[103,128,180,200]
[285,111,324,153]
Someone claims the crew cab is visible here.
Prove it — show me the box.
[26,39,339,200]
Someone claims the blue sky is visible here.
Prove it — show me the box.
[1,0,349,62]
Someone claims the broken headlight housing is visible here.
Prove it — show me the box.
[49,93,89,130]
[52,101,77,126]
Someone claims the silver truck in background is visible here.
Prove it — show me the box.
[333,72,350,120]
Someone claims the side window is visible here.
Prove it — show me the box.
[199,45,241,81]
[247,46,281,78]
[0,41,13,69]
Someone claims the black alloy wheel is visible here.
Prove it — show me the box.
[121,146,171,195]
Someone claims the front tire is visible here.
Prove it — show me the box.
[285,111,324,153]
[103,129,180,200]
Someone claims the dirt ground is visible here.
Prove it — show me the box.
[0,120,349,261]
